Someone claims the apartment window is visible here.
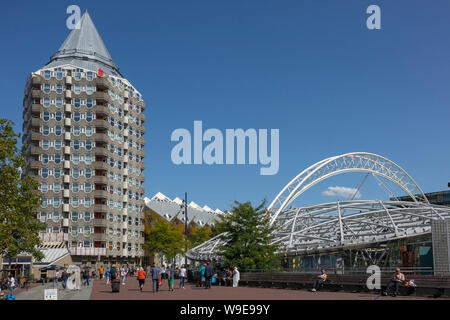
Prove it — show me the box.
[43,84,51,94]
[86,127,94,136]
[86,72,94,81]
[73,140,80,150]
[73,126,81,136]
[71,169,80,179]
[43,70,52,80]
[43,112,50,122]
[85,169,92,179]
[85,141,93,151]
[72,183,79,193]
[86,113,93,122]
[56,98,63,108]
[56,84,64,94]
[54,155,62,165]
[86,99,94,108]
[53,212,61,222]
[55,126,63,136]
[86,85,94,95]
[42,126,50,136]
[74,112,81,122]
[42,140,50,150]
[53,197,61,208]
[72,198,79,208]
[54,113,63,123]
[71,227,78,237]
[42,154,49,164]
[53,183,61,193]
[84,212,91,222]
[84,183,92,193]
[54,140,63,151]
[74,98,81,108]
[54,169,62,179]
[41,168,49,179]
[71,212,79,222]
[74,84,81,95]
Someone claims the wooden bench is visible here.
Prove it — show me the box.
[240,272,450,296]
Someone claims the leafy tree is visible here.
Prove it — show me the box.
[215,200,281,272]
[0,119,46,267]
[144,218,185,263]
[188,226,212,249]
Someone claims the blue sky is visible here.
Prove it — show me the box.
[1,0,449,210]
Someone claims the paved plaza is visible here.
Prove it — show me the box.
[13,277,449,300]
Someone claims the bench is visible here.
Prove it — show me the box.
[240,273,450,296]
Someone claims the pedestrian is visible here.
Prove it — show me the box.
[200,264,206,287]
[55,270,59,286]
[99,266,104,280]
[205,261,214,290]
[8,274,15,298]
[120,266,127,285]
[179,264,187,289]
[150,263,161,293]
[167,264,175,291]
[105,267,111,284]
[137,267,146,291]
[110,265,118,283]
[61,269,69,290]
[232,267,240,287]
[84,268,90,286]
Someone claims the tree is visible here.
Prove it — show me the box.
[0,119,46,267]
[214,200,281,272]
[188,226,212,249]
[144,218,185,263]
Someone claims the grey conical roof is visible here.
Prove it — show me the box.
[45,11,122,76]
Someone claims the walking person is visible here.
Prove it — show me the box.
[167,264,175,291]
[83,268,90,286]
[120,266,127,285]
[99,266,104,280]
[179,264,187,289]
[55,270,59,286]
[205,261,214,290]
[61,269,69,290]
[200,264,206,287]
[137,267,146,292]
[8,274,15,298]
[105,267,111,284]
[232,267,240,287]
[150,263,161,292]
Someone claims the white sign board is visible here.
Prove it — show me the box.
[44,289,58,301]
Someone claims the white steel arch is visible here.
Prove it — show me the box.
[268,152,429,225]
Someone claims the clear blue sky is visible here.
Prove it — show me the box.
[1,0,449,210]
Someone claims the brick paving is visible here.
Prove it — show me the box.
[89,277,446,300]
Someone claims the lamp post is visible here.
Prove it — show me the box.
[184,192,188,266]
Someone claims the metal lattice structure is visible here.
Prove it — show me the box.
[187,153,449,261]
[267,152,429,225]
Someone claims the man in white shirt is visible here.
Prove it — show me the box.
[179,264,187,289]
[8,275,15,297]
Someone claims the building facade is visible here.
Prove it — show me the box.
[22,12,146,267]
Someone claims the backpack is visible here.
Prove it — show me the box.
[110,268,117,279]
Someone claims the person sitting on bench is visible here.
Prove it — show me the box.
[384,268,405,297]
[311,269,327,292]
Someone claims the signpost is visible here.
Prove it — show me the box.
[44,289,58,301]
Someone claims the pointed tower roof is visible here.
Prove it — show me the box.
[45,11,121,76]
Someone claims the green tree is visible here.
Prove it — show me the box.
[188,226,212,249]
[0,119,46,267]
[215,200,281,272]
[144,219,185,263]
